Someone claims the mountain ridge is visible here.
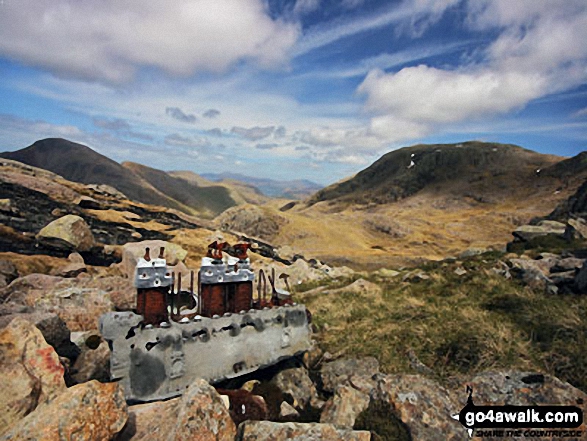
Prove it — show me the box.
[307,141,566,206]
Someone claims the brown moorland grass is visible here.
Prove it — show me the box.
[295,252,587,392]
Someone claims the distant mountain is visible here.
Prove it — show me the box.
[123,163,237,218]
[169,171,270,206]
[308,141,566,206]
[0,138,237,218]
[201,172,322,199]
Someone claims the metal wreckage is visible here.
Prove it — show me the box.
[100,241,312,402]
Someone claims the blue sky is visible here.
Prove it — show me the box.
[0,0,585,185]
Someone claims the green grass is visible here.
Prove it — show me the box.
[297,253,587,392]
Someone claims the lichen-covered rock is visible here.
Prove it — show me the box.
[120,399,179,441]
[120,240,187,279]
[466,371,587,406]
[170,378,236,441]
[461,371,587,441]
[0,311,79,360]
[374,374,466,441]
[320,357,379,394]
[0,318,66,436]
[120,380,237,441]
[270,365,319,413]
[320,384,370,428]
[37,214,95,251]
[1,380,127,441]
[237,421,371,441]
[0,274,115,331]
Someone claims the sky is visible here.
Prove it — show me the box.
[0,0,586,186]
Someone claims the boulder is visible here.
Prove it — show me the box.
[0,311,79,360]
[0,274,114,331]
[119,399,179,440]
[120,240,187,279]
[37,214,95,252]
[320,357,379,394]
[49,252,88,278]
[373,374,465,441]
[513,222,566,242]
[270,365,319,413]
[237,421,371,441]
[0,318,66,435]
[320,384,370,428]
[466,371,587,406]
[119,379,236,441]
[70,339,111,384]
[567,217,587,240]
[171,378,236,441]
[463,371,587,440]
[1,380,127,441]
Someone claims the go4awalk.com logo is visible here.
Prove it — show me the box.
[452,386,583,438]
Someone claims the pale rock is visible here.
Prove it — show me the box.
[1,380,127,441]
[320,384,370,428]
[0,318,66,435]
[320,357,379,394]
[374,374,465,441]
[279,401,300,421]
[238,421,371,441]
[37,214,95,252]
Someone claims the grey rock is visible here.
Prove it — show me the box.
[513,222,566,242]
[270,366,318,413]
[320,357,379,394]
[237,421,371,441]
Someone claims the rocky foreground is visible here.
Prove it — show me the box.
[1,314,586,441]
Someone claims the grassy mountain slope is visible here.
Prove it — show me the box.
[309,141,561,206]
[122,162,237,218]
[0,138,184,210]
[0,138,243,218]
[220,142,585,269]
[169,170,269,206]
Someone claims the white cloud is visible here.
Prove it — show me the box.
[358,66,546,124]
[0,0,299,83]
[357,0,587,144]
